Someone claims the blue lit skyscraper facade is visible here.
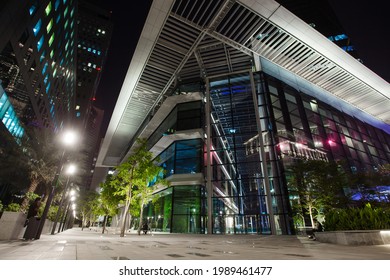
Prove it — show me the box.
[0,0,77,134]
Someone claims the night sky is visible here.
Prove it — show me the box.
[90,0,389,137]
[327,0,390,83]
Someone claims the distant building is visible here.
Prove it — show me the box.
[74,0,112,190]
[276,0,361,61]
[0,0,112,198]
[81,105,104,190]
[0,0,77,133]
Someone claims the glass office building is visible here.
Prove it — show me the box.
[138,69,390,235]
[98,0,390,234]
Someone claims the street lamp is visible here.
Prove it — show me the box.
[35,129,78,240]
[51,163,76,235]
[58,189,75,233]
[61,198,77,232]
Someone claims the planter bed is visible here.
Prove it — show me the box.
[0,211,27,240]
[315,230,390,246]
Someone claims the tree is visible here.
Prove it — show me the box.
[287,159,348,228]
[133,161,167,235]
[20,127,61,211]
[99,174,121,234]
[78,190,100,230]
[110,138,167,237]
[0,129,30,203]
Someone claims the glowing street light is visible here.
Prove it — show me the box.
[62,130,78,146]
[66,163,76,175]
[51,163,77,235]
[35,129,79,239]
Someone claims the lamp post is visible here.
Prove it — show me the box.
[51,164,76,235]
[61,198,76,232]
[35,130,78,240]
[59,189,76,232]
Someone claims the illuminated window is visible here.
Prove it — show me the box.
[55,0,60,11]
[33,19,42,36]
[342,45,355,52]
[45,2,52,16]
[64,7,68,18]
[40,51,46,62]
[44,74,49,84]
[37,35,44,51]
[42,62,48,75]
[50,50,54,58]
[46,82,51,93]
[29,3,38,16]
[46,19,53,33]
[48,34,54,47]
[334,34,348,41]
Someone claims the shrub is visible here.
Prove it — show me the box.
[47,205,59,221]
[0,200,3,212]
[5,203,21,212]
[324,203,390,231]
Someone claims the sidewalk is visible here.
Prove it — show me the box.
[0,227,389,260]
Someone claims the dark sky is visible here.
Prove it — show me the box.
[327,0,390,83]
[90,0,153,136]
[90,0,389,137]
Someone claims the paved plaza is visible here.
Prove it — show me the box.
[0,227,389,260]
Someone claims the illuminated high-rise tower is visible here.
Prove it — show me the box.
[0,0,77,134]
[74,0,112,189]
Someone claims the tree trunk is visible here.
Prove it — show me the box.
[120,200,130,237]
[309,204,314,228]
[137,202,145,235]
[102,215,107,234]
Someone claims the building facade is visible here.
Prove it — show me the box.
[74,1,112,190]
[0,0,77,133]
[135,69,390,235]
[97,0,390,234]
[0,1,113,205]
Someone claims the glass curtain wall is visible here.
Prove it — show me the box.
[0,86,25,139]
[208,71,293,235]
[142,71,390,235]
[143,98,206,233]
[262,73,390,173]
[262,73,390,229]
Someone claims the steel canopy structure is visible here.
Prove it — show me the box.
[97,0,390,167]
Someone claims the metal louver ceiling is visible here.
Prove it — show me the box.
[98,0,390,167]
